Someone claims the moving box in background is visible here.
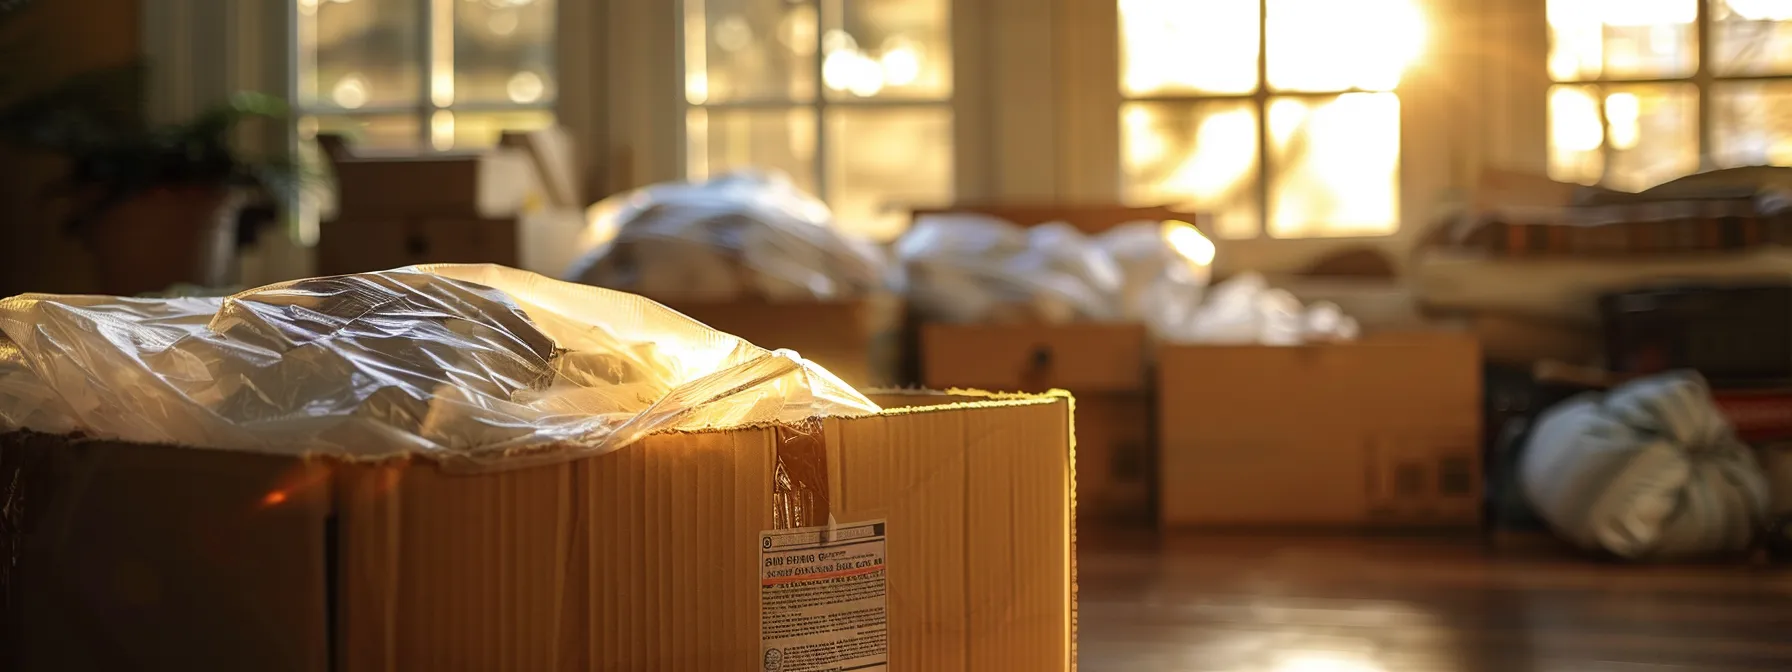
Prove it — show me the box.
[1158,331,1482,528]
[921,323,1153,522]
[669,295,905,391]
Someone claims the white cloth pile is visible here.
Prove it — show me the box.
[896,213,1358,344]
[568,171,891,302]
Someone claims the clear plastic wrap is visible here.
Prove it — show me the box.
[0,264,879,468]
[567,170,890,302]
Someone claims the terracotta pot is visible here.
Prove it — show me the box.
[84,186,247,296]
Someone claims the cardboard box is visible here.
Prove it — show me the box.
[1157,331,1482,528]
[920,323,1151,520]
[318,136,544,220]
[669,296,904,390]
[920,323,1147,393]
[318,217,522,276]
[314,129,584,278]
[1,395,1074,671]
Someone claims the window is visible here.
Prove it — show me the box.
[1117,0,1425,239]
[293,0,558,151]
[682,0,954,240]
[1548,0,1792,190]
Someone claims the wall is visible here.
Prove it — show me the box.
[0,0,142,296]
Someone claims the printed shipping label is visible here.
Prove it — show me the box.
[759,520,888,672]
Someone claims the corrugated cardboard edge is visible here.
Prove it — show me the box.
[897,388,1078,670]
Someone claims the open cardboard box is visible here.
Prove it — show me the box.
[1,391,1075,672]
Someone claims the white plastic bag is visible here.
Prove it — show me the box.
[1096,220,1213,322]
[0,264,878,468]
[1160,272,1361,345]
[567,170,889,302]
[896,215,1128,325]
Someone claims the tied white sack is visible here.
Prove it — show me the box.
[0,264,878,468]
[1520,372,1769,559]
[567,170,891,302]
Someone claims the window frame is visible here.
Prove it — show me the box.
[1116,0,1443,242]
[286,0,560,151]
[162,0,1492,270]
[1548,0,1792,181]
[678,0,958,208]
[1053,0,1470,271]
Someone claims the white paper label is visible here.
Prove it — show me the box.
[759,519,888,672]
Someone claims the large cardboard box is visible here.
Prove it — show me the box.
[669,296,904,390]
[1,395,1074,672]
[1157,331,1482,528]
[920,323,1151,521]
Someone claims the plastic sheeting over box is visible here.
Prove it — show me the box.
[0,264,875,468]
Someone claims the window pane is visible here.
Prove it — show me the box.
[1712,0,1792,75]
[687,107,819,196]
[1714,82,1792,167]
[1548,85,1605,184]
[1119,0,1260,96]
[444,109,557,149]
[301,114,423,150]
[1605,84,1698,191]
[452,0,557,106]
[297,0,423,109]
[1120,101,1261,239]
[1547,0,1696,81]
[1267,93,1399,237]
[823,0,951,101]
[826,107,953,241]
[1266,0,1426,92]
[685,0,817,103]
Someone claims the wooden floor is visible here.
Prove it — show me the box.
[1077,532,1792,671]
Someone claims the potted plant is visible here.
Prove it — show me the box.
[3,0,323,296]
[5,90,323,296]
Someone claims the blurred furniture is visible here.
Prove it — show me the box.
[316,128,582,276]
[1601,284,1792,388]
